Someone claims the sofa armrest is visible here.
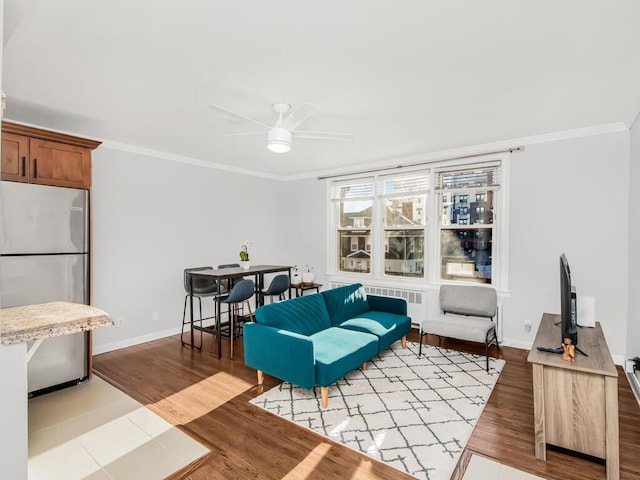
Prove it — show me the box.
[367,294,408,316]
[243,323,316,389]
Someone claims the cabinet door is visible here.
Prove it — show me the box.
[29,138,92,188]
[1,133,30,182]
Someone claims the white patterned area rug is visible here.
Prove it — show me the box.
[250,342,505,480]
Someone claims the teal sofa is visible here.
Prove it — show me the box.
[244,283,411,408]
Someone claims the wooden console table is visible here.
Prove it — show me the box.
[527,313,619,480]
[290,283,322,297]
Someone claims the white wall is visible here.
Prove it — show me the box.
[91,148,293,351]
[91,130,633,362]
[506,131,630,360]
[627,117,640,360]
[276,176,328,285]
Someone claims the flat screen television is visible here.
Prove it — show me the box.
[560,253,578,346]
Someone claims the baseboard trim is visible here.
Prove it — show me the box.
[93,326,182,355]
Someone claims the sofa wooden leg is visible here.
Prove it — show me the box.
[257,370,263,385]
[321,387,328,408]
[362,362,367,370]
[401,335,407,349]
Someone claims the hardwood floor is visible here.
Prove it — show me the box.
[92,330,640,479]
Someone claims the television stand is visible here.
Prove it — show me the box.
[528,313,619,480]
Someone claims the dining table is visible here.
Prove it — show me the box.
[186,264,292,358]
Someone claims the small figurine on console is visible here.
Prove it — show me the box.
[561,337,575,362]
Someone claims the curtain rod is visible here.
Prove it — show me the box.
[317,146,524,180]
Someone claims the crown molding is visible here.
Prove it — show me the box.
[98,140,281,181]
[285,122,629,182]
[3,118,628,182]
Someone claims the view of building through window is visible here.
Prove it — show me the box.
[440,190,494,283]
[336,182,373,273]
[436,164,499,284]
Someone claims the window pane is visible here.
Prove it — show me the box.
[384,195,425,227]
[384,230,424,278]
[338,200,373,228]
[440,228,492,283]
[339,231,371,273]
[441,191,493,226]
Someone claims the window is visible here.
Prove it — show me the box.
[329,156,507,287]
[436,164,500,284]
[380,173,428,278]
[332,180,374,273]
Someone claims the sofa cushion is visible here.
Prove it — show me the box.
[310,327,378,387]
[255,294,331,336]
[321,283,370,326]
[338,311,411,352]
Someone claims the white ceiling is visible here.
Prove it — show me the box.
[3,1,640,179]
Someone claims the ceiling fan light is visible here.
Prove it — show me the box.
[267,128,292,153]
[267,140,291,153]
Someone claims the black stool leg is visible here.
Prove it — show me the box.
[181,294,189,346]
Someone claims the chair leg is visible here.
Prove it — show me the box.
[181,294,203,349]
[485,340,489,372]
[181,294,189,345]
[418,330,424,356]
[401,335,407,349]
[197,297,204,348]
[230,305,235,360]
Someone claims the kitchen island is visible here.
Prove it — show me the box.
[0,301,113,479]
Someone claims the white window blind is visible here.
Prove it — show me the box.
[435,163,500,191]
[378,172,429,196]
[331,179,374,200]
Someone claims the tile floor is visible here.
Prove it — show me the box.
[28,376,208,480]
[463,454,547,480]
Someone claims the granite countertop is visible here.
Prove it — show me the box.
[0,302,114,345]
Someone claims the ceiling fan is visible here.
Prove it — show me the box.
[208,102,353,153]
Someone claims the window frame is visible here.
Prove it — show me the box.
[326,153,510,290]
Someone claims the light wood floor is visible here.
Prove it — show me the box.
[92,330,640,480]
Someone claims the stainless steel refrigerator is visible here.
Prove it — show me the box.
[1,181,89,395]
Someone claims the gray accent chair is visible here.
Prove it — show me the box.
[419,284,500,371]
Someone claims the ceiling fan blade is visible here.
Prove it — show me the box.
[208,103,271,129]
[293,130,354,141]
[219,132,265,137]
[280,103,318,131]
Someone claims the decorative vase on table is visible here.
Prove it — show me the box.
[302,272,315,285]
[239,240,251,270]
[291,272,302,285]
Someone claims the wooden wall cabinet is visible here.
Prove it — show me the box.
[1,122,101,189]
